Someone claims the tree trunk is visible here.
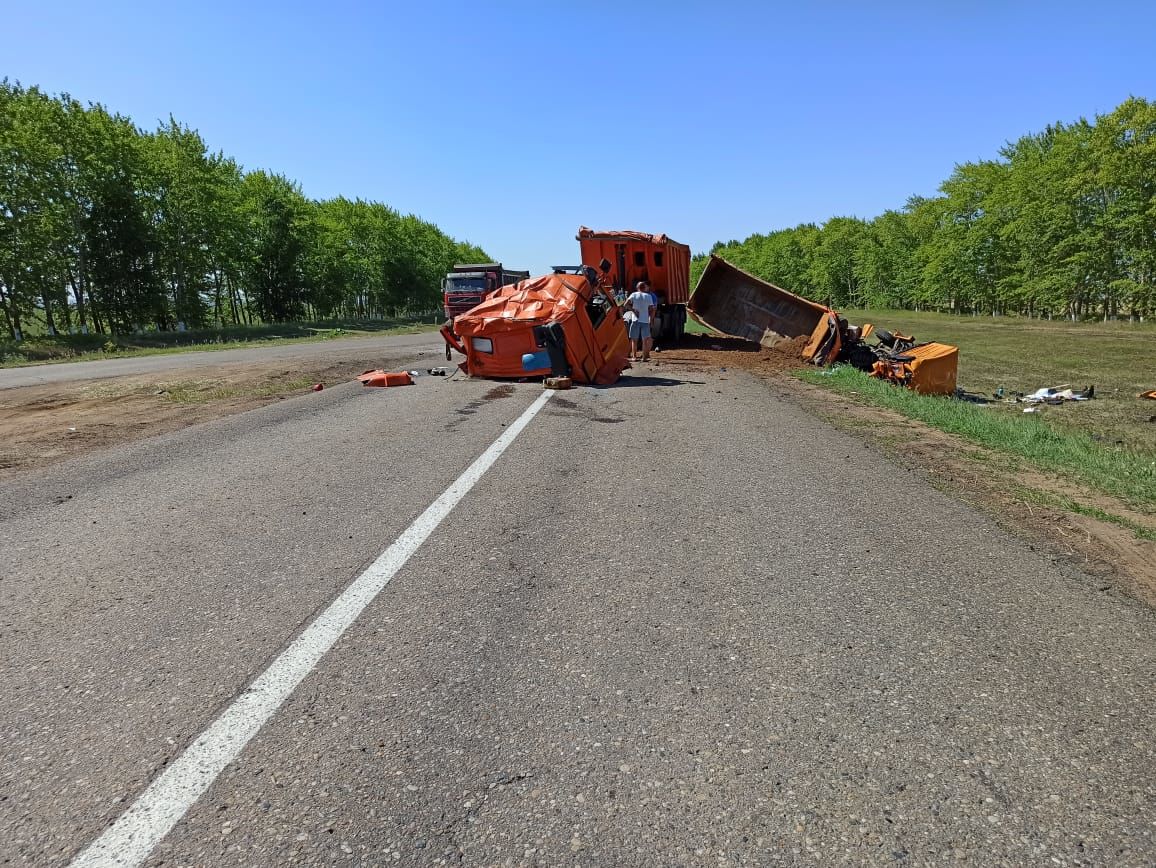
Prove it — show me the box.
[0,281,19,340]
[77,243,90,333]
[212,270,224,325]
[42,291,58,336]
[69,272,88,333]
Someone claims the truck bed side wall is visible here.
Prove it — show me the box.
[579,236,690,305]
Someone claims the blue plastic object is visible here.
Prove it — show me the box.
[522,350,551,370]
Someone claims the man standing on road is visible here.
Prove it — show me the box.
[625,280,657,362]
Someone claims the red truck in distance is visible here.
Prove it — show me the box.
[441,263,530,360]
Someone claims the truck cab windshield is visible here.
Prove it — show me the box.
[447,276,487,294]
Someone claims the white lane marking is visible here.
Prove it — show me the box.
[70,388,555,868]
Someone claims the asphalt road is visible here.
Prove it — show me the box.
[0,331,444,389]
[1,363,1153,866]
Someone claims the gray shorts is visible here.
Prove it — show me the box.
[628,320,651,340]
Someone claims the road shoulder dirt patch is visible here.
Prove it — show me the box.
[0,346,439,477]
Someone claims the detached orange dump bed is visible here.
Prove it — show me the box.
[442,271,631,385]
[689,255,829,347]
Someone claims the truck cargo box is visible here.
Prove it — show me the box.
[689,255,829,347]
[577,227,691,306]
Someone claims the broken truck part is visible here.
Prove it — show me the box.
[868,343,959,395]
[357,370,414,387]
[441,269,630,385]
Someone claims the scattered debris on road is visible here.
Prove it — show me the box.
[356,370,414,387]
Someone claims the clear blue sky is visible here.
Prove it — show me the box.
[8,1,1155,273]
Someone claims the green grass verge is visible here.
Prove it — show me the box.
[684,318,713,335]
[1008,484,1156,542]
[796,365,1156,510]
[0,317,441,367]
[840,308,1156,455]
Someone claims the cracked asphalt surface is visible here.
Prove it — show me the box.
[1,354,1153,866]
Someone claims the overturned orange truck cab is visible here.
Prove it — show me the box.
[440,269,632,385]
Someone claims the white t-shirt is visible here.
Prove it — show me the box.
[626,290,656,323]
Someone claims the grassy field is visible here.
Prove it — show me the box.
[794,309,1156,511]
[798,364,1155,511]
[838,309,1156,456]
[684,318,713,336]
[0,316,441,366]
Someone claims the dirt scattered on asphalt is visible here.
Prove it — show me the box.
[656,333,810,377]
[484,385,516,400]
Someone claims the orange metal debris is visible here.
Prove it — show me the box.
[803,311,843,365]
[870,343,959,395]
[357,370,414,387]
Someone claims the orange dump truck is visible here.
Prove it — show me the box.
[440,269,631,385]
[577,227,690,343]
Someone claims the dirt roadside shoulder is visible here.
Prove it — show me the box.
[0,345,445,478]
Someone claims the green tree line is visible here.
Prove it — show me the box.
[698,98,1156,320]
[0,81,488,340]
